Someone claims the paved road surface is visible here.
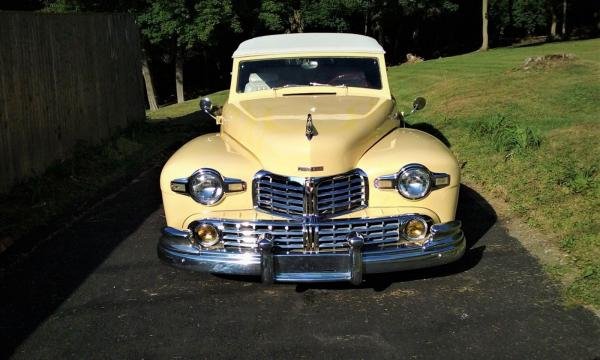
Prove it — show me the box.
[1,166,599,359]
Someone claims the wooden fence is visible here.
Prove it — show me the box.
[0,11,145,193]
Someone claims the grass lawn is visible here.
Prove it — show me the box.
[388,39,599,308]
[152,39,599,308]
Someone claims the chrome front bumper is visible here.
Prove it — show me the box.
[157,218,465,284]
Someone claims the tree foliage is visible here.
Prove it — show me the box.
[33,0,600,105]
[136,0,241,50]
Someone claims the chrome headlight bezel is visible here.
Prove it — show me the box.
[374,164,450,200]
[189,169,225,205]
[397,164,432,200]
[170,168,246,206]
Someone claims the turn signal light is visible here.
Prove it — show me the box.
[404,218,428,240]
[194,223,221,247]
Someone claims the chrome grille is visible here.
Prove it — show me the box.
[316,172,368,216]
[253,173,305,217]
[253,169,368,218]
[214,217,407,253]
[317,217,401,251]
[219,221,304,251]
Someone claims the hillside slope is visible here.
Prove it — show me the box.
[389,39,599,307]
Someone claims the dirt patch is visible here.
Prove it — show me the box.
[520,53,576,70]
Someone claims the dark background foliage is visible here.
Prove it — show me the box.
[2,0,599,106]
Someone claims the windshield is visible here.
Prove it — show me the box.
[237,57,382,93]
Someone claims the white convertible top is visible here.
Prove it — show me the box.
[232,33,385,58]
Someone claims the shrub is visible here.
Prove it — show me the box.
[470,115,541,156]
[557,165,598,194]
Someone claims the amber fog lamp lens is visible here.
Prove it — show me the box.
[405,219,427,240]
[195,223,220,247]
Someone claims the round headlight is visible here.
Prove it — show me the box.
[397,165,432,199]
[189,169,224,205]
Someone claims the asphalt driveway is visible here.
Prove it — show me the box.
[1,165,599,359]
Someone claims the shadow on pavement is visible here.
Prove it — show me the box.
[0,162,164,358]
[293,184,496,292]
[0,111,217,358]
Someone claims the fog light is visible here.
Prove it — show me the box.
[404,218,428,240]
[194,223,221,247]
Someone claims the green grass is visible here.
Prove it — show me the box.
[147,90,229,121]
[389,38,600,307]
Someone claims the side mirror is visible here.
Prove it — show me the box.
[412,97,426,112]
[200,97,213,113]
[199,97,217,120]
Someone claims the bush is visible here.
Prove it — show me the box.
[470,115,541,156]
[558,165,598,194]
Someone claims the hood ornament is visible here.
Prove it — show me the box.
[305,114,318,141]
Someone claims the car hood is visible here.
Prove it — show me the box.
[221,95,396,177]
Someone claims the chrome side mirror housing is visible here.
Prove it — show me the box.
[412,97,426,112]
[398,97,427,127]
[200,97,213,116]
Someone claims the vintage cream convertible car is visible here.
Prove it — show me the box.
[158,33,465,284]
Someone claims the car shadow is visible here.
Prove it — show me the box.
[291,184,496,292]
[219,184,497,291]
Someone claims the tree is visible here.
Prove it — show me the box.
[481,0,489,50]
[512,0,547,35]
[257,0,364,34]
[137,1,190,103]
[258,0,303,33]
[141,49,158,110]
[561,0,567,37]
[138,0,240,104]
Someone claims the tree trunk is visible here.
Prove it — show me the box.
[480,0,489,51]
[364,0,369,35]
[141,50,158,111]
[175,50,184,104]
[289,9,304,33]
[561,0,567,38]
[550,11,557,39]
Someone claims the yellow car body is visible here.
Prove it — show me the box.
[158,33,465,284]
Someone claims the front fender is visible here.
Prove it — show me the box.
[357,128,461,223]
[160,133,261,228]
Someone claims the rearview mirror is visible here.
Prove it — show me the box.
[412,97,426,111]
